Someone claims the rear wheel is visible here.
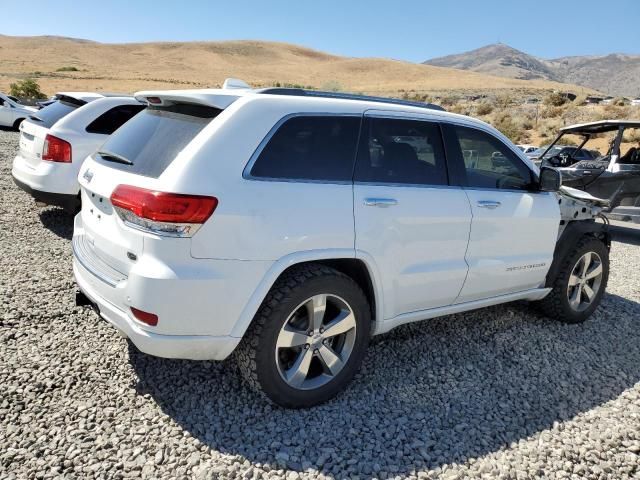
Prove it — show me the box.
[236,264,371,408]
[537,237,609,323]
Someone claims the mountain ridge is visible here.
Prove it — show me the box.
[0,35,593,97]
[424,44,640,97]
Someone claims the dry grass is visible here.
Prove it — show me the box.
[0,35,596,97]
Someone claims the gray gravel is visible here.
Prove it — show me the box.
[1,127,639,480]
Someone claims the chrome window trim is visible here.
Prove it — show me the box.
[354,181,462,190]
[242,112,361,184]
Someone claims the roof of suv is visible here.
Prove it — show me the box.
[134,80,445,114]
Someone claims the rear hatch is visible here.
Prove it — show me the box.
[19,95,88,168]
[77,99,225,279]
[18,120,49,168]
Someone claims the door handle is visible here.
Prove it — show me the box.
[477,200,501,209]
[364,198,398,207]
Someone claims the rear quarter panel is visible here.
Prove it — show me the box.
[162,97,365,261]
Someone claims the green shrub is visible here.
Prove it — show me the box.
[9,78,46,99]
[598,104,629,120]
[520,117,534,130]
[573,94,587,106]
[440,95,458,107]
[491,112,525,143]
[541,106,564,118]
[56,66,79,72]
[476,102,493,115]
[494,94,514,109]
[544,92,568,107]
[448,103,470,115]
[623,128,640,143]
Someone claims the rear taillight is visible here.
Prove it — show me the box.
[130,307,158,326]
[110,185,218,237]
[42,134,72,163]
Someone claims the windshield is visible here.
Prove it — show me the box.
[534,145,579,159]
[95,103,221,178]
[28,100,84,128]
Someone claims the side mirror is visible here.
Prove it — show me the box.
[539,166,561,192]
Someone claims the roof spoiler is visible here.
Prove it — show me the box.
[222,78,251,90]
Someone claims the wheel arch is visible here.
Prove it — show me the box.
[545,219,610,288]
[12,118,25,130]
[230,250,384,339]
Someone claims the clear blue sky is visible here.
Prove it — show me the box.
[3,0,639,61]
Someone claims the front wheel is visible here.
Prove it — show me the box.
[236,264,371,408]
[537,237,609,323]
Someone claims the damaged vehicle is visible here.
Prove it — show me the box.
[72,82,611,408]
[539,120,640,223]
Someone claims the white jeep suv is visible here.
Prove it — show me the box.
[12,95,144,212]
[72,82,610,408]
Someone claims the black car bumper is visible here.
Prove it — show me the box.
[12,175,80,213]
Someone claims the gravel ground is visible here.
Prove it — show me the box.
[1,128,639,480]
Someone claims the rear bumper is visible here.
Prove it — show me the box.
[12,153,80,212]
[13,175,79,212]
[73,258,242,361]
[71,214,272,360]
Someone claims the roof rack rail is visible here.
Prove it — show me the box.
[256,88,445,112]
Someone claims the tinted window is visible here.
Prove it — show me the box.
[86,104,145,135]
[96,103,220,179]
[250,116,360,181]
[450,125,533,190]
[355,117,448,186]
[28,100,83,128]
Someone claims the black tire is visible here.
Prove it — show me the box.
[235,263,371,408]
[537,236,609,324]
[12,118,24,130]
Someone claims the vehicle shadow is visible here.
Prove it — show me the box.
[39,208,73,240]
[128,293,640,477]
[609,221,640,246]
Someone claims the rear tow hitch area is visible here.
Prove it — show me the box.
[75,290,96,310]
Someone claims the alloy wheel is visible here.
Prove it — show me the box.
[275,294,357,390]
[567,251,604,312]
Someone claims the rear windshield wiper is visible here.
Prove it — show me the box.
[97,151,133,165]
[28,115,43,122]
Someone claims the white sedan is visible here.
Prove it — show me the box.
[12,94,144,212]
[0,93,37,129]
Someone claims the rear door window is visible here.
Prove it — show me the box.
[86,104,145,135]
[96,103,220,178]
[28,99,85,128]
[354,116,448,186]
[249,115,361,182]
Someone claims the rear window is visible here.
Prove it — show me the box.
[95,103,220,178]
[249,115,361,181]
[29,99,84,128]
[86,104,145,135]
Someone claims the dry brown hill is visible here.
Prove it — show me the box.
[0,35,595,98]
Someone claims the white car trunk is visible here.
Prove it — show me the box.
[18,120,49,169]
